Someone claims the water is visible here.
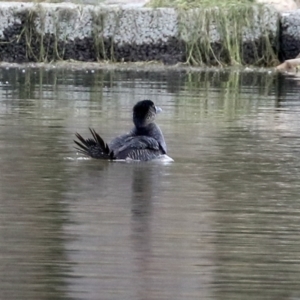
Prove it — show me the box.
[0,67,300,300]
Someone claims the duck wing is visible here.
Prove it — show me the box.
[113,136,163,161]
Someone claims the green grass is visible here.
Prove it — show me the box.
[148,0,278,66]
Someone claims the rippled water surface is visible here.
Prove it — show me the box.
[0,67,300,300]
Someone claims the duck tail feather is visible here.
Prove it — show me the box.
[74,129,114,160]
[89,128,106,150]
[74,139,89,153]
[75,133,89,148]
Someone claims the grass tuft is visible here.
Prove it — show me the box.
[148,0,279,66]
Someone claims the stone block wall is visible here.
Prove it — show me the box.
[0,2,294,65]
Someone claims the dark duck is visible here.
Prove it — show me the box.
[74,100,173,162]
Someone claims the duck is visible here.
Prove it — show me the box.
[74,100,172,161]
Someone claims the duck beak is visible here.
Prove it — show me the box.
[155,106,162,114]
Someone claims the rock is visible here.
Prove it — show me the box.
[257,0,298,12]
[276,57,300,71]
[280,9,300,60]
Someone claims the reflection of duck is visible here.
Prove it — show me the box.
[75,100,173,161]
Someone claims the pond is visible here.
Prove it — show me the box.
[0,66,300,300]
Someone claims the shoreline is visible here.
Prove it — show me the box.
[0,2,298,67]
[0,60,279,74]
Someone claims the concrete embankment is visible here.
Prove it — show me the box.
[0,2,299,66]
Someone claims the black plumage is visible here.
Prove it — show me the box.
[74,100,168,161]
